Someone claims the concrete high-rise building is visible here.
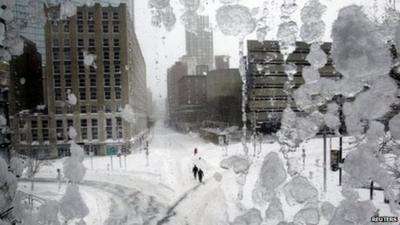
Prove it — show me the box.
[176,75,207,131]
[246,40,340,133]
[13,0,134,65]
[207,69,242,126]
[9,38,44,113]
[13,0,46,64]
[167,61,188,126]
[185,15,214,71]
[11,3,148,158]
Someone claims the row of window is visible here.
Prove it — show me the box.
[55,103,122,114]
[53,60,121,74]
[54,87,122,101]
[52,20,120,33]
[54,73,121,88]
[77,11,120,21]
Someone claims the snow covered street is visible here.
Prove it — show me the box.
[21,122,397,225]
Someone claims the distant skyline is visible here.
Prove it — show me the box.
[134,0,388,116]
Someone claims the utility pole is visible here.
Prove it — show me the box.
[323,132,327,193]
[339,136,343,186]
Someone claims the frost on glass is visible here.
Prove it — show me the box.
[231,208,262,225]
[252,152,286,204]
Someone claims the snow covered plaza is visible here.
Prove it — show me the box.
[4,0,400,224]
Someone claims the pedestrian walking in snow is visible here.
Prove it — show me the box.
[198,168,204,183]
[192,165,198,179]
[194,148,198,155]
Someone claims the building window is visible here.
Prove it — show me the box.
[78,50,84,61]
[91,119,98,140]
[114,74,121,86]
[113,12,119,20]
[114,51,120,60]
[106,118,112,139]
[102,21,108,33]
[42,120,49,141]
[115,87,121,100]
[77,11,83,20]
[113,39,119,47]
[103,38,109,47]
[89,74,96,86]
[80,105,87,113]
[78,39,84,47]
[116,117,122,138]
[64,48,71,60]
[54,74,61,87]
[78,63,85,73]
[64,61,71,73]
[53,48,60,60]
[91,104,97,113]
[113,22,119,33]
[89,39,95,47]
[77,21,84,33]
[114,64,120,73]
[79,88,86,100]
[65,74,72,88]
[88,12,94,20]
[104,50,110,60]
[88,21,94,32]
[79,74,85,86]
[104,74,111,86]
[81,119,87,140]
[104,62,110,73]
[55,88,62,101]
[31,120,38,141]
[102,12,108,20]
[56,120,63,141]
[90,87,96,100]
[55,106,63,114]
[53,62,60,73]
[104,87,111,100]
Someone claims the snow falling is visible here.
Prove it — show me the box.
[2,0,400,225]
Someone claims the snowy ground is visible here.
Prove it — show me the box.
[22,122,397,225]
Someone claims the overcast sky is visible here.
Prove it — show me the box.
[133,0,388,115]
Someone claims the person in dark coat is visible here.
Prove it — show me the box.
[192,165,198,179]
[198,168,204,183]
[194,148,198,155]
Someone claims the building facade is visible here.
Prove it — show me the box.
[13,0,47,64]
[185,15,214,71]
[11,3,147,158]
[246,40,340,133]
[167,61,188,126]
[206,69,242,126]
[175,75,207,131]
[215,55,230,70]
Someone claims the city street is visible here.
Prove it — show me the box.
[18,122,393,225]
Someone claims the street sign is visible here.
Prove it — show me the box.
[106,145,118,156]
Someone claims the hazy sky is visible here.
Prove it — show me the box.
[133,0,388,113]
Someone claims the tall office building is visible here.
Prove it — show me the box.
[11,3,148,158]
[246,40,340,133]
[13,0,46,64]
[13,0,134,65]
[185,15,214,71]
[167,61,188,126]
